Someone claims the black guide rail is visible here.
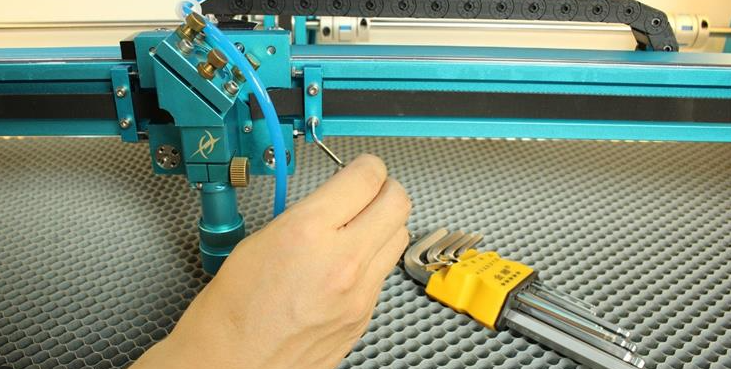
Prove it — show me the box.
[202,0,678,51]
[4,89,730,124]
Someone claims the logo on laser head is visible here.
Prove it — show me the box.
[192,130,221,159]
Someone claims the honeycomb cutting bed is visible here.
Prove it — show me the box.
[0,137,730,369]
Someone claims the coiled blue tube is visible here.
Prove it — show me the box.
[183,3,288,217]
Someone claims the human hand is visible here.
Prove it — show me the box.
[132,154,412,369]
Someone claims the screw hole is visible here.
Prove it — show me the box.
[365,0,375,10]
[624,7,633,15]
[529,3,539,13]
[651,18,661,27]
[701,20,709,29]
[332,0,343,8]
[496,2,507,12]
[663,45,673,52]
[322,26,331,36]
[398,0,408,10]
[267,46,276,55]
[463,1,473,11]
[234,42,245,52]
[431,1,441,11]
[267,0,277,8]
[360,18,368,27]
[592,5,602,15]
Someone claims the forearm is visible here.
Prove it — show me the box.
[129,155,411,369]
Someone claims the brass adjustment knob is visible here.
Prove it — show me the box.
[229,157,250,188]
[231,54,261,83]
[176,13,206,41]
[244,53,261,70]
[231,66,246,83]
[197,49,228,80]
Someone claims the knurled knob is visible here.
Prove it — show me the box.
[197,49,228,80]
[186,12,207,33]
[176,12,207,40]
[230,157,250,188]
[208,49,228,69]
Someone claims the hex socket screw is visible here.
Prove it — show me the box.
[307,83,320,96]
[224,80,240,96]
[115,87,127,98]
[119,118,132,129]
[177,38,194,55]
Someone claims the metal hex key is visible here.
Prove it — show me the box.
[404,229,645,369]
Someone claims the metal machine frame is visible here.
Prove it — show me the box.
[1,0,731,275]
[3,2,731,367]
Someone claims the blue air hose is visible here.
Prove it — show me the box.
[183,3,288,217]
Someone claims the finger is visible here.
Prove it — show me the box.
[295,154,387,228]
[340,178,411,259]
[364,227,410,286]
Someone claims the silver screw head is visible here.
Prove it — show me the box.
[119,118,132,129]
[307,83,320,96]
[243,126,253,133]
[224,80,240,96]
[177,38,194,55]
[196,182,203,190]
[263,146,291,169]
[307,116,320,127]
[206,14,219,24]
[115,86,127,98]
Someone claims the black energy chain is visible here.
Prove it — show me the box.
[202,0,678,51]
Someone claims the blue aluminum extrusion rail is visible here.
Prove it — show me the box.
[4,32,731,273]
[288,44,731,142]
[4,42,731,141]
[0,47,130,137]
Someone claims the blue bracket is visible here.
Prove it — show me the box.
[263,15,277,29]
[111,66,138,143]
[303,66,323,143]
[294,16,308,45]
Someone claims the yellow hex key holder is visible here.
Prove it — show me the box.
[403,229,645,369]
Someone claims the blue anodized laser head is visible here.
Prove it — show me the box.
[138,12,296,273]
[146,14,244,273]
